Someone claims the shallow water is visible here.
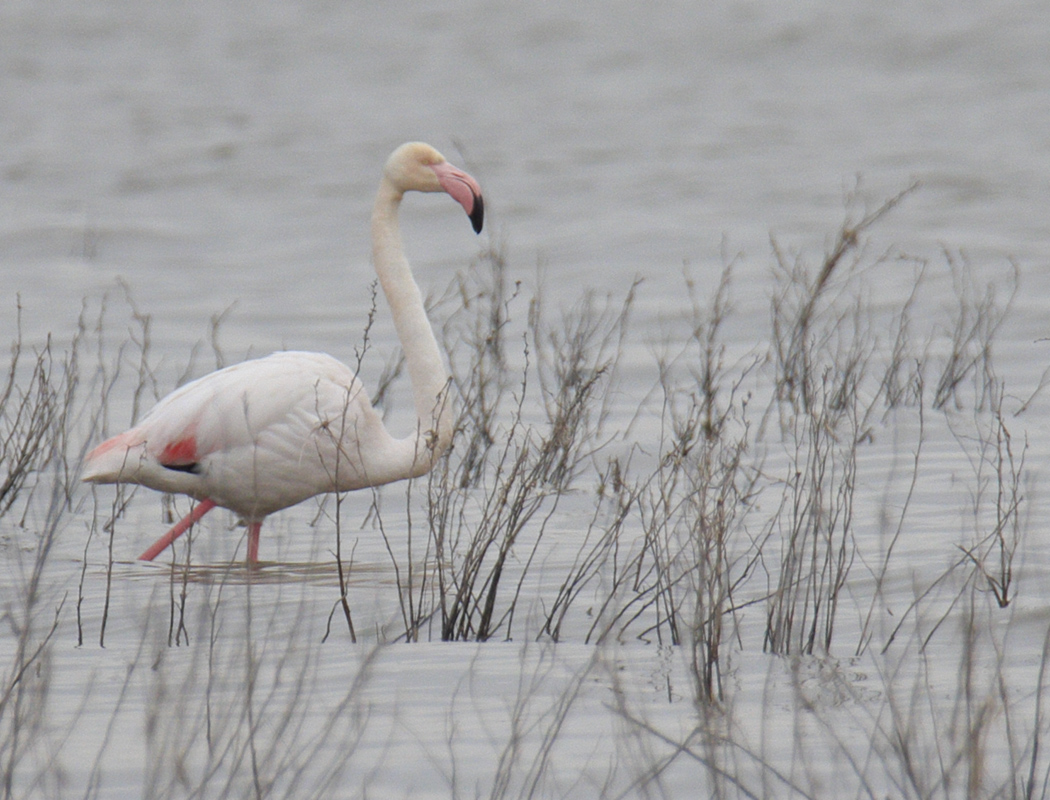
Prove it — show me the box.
[3,0,1050,797]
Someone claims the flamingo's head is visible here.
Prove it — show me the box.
[385,142,484,234]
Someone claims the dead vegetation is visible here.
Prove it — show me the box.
[2,189,1046,797]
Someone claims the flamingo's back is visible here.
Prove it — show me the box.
[82,351,412,520]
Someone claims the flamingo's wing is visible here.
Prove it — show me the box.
[82,351,397,517]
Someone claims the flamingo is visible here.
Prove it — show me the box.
[82,142,483,564]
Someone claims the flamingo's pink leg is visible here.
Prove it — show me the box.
[247,521,262,564]
[138,499,218,561]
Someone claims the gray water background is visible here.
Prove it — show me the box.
[3,1,1050,796]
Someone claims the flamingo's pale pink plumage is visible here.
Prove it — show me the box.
[82,142,483,563]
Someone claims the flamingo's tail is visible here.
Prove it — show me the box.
[81,432,143,484]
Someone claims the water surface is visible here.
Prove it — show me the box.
[3,1,1050,796]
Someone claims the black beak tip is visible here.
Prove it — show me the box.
[469,194,484,234]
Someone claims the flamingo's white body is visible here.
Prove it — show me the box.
[82,142,483,563]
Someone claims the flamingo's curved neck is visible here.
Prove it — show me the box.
[370,179,454,474]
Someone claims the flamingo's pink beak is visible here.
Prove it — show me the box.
[430,162,484,234]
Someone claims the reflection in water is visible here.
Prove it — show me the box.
[123,557,424,587]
